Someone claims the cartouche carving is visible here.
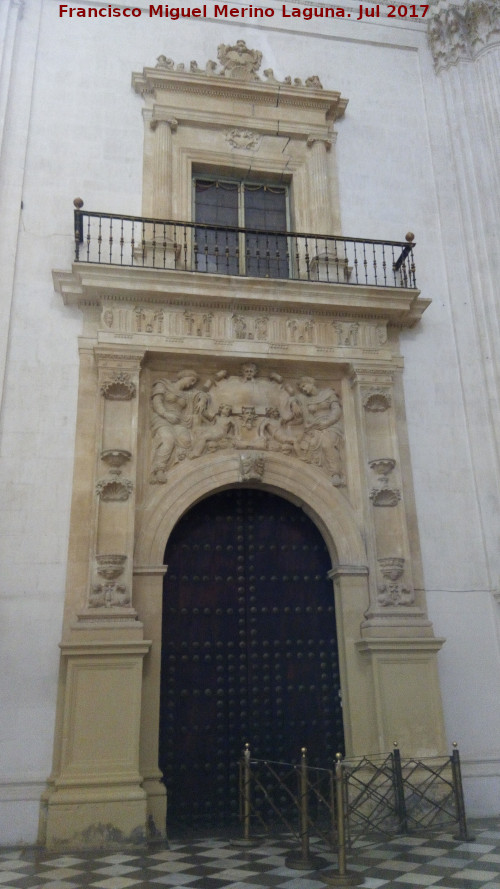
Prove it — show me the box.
[151,41,324,90]
[377,557,415,606]
[218,40,262,80]
[226,129,262,151]
[149,363,344,486]
[100,373,136,401]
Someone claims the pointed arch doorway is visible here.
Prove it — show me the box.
[159,487,345,828]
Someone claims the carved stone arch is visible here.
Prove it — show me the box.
[134,450,366,570]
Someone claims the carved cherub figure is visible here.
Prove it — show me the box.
[189,403,236,458]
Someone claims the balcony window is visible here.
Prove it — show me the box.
[194,178,289,278]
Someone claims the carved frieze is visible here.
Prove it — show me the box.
[99,303,389,352]
[428,0,500,71]
[149,363,344,487]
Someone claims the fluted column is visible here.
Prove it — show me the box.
[150,117,178,219]
[427,0,500,586]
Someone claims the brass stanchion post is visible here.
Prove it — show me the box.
[286,747,327,870]
[321,754,363,887]
[232,743,260,847]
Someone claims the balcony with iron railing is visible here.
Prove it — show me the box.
[73,201,417,290]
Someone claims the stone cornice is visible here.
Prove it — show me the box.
[132,39,347,123]
[428,0,500,71]
[53,265,430,328]
[134,67,347,122]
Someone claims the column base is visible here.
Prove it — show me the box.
[45,785,148,850]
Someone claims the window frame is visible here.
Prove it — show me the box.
[192,175,291,278]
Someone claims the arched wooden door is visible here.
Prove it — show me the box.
[159,488,344,827]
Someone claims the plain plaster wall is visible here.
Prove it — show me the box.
[0,0,499,844]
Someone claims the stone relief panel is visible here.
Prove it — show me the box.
[377,557,415,607]
[90,554,131,609]
[99,304,388,353]
[149,363,344,487]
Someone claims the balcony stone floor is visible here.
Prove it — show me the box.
[1,820,499,889]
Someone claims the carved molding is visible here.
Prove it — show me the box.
[149,363,345,487]
[428,0,500,72]
[100,373,136,401]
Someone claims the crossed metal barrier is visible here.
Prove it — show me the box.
[238,742,471,887]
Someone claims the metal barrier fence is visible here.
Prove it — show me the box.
[72,201,417,289]
[238,743,471,885]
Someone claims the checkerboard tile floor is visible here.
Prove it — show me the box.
[1,820,499,889]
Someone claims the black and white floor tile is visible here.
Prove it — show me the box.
[1,820,500,889]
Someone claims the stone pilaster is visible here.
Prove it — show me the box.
[79,346,145,622]
[350,363,432,635]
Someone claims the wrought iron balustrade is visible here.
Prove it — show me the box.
[73,202,417,288]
